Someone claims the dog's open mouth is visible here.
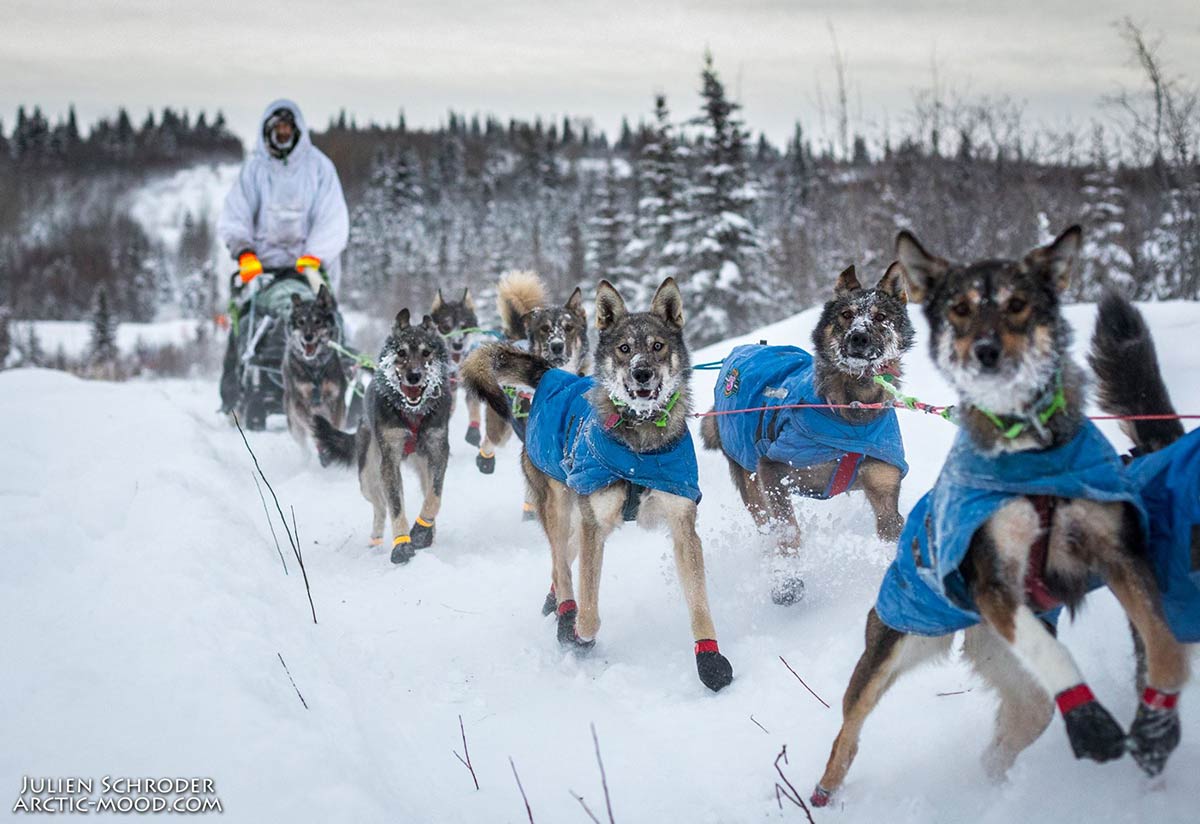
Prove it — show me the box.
[303,342,319,358]
[626,382,661,401]
[400,384,426,405]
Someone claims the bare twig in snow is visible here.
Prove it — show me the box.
[779,656,830,708]
[452,714,479,791]
[277,652,308,709]
[234,413,316,623]
[590,723,616,824]
[509,757,534,823]
[937,688,973,697]
[252,472,288,574]
[750,715,770,734]
[288,504,317,624]
[773,746,816,823]
[569,791,602,824]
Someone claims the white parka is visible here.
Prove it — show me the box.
[217,99,349,290]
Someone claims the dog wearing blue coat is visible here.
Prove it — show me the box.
[701,263,914,604]
[811,228,1189,807]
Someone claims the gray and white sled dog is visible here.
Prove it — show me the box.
[474,270,590,477]
[701,263,914,605]
[430,287,485,447]
[811,227,1190,806]
[282,284,348,451]
[462,278,734,692]
[313,309,451,564]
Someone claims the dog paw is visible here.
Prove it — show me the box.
[476,451,496,474]
[809,785,832,808]
[410,519,435,549]
[540,588,557,616]
[1129,690,1181,777]
[770,574,805,606]
[464,423,481,447]
[1057,686,1126,762]
[554,601,594,650]
[695,640,733,692]
[390,538,415,565]
[522,503,538,522]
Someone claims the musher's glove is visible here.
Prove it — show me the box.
[296,254,324,292]
[238,251,263,283]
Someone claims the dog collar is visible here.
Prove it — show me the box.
[975,370,1067,440]
[605,390,680,430]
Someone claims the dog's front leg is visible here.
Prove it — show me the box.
[377,433,413,564]
[757,460,802,555]
[857,459,904,542]
[408,438,449,550]
[972,500,1125,764]
[812,609,949,806]
[464,392,482,446]
[574,486,623,645]
[662,495,733,692]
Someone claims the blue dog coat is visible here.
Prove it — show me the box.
[876,421,1144,636]
[525,369,702,503]
[1125,428,1200,643]
[713,345,907,497]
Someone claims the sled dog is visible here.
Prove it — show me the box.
[313,309,451,564]
[282,285,348,450]
[462,278,734,692]
[701,263,914,604]
[811,227,1189,806]
[474,270,590,476]
[431,287,485,446]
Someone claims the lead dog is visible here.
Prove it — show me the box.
[701,264,913,604]
[313,309,451,564]
[811,227,1189,805]
[462,278,734,692]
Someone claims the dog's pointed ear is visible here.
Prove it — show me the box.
[650,277,684,330]
[462,287,474,311]
[835,265,861,296]
[1024,225,1081,294]
[316,284,334,307]
[595,280,627,331]
[895,230,949,304]
[876,261,908,303]
[421,314,437,332]
[291,293,303,309]
[431,289,444,313]
[565,286,585,318]
[394,308,411,330]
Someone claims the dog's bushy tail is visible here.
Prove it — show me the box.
[1089,291,1184,455]
[461,343,552,421]
[497,270,546,340]
[312,414,356,468]
[699,411,721,451]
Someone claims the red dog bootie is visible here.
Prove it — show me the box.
[1055,684,1125,762]
[464,421,481,447]
[694,639,733,692]
[1129,687,1181,776]
[555,600,594,650]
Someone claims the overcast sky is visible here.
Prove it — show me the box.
[3,0,1198,148]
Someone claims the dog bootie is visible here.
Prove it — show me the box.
[555,600,595,650]
[1056,684,1126,762]
[390,535,415,565]
[410,517,435,549]
[810,785,832,808]
[540,586,556,616]
[465,422,481,447]
[1129,688,1181,776]
[476,450,496,474]
[694,640,733,692]
[522,502,538,522]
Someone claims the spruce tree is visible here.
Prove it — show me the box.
[89,285,119,377]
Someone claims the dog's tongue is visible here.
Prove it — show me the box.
[304,344,318,357]
[402,384,424,402]
[636,388,654,399]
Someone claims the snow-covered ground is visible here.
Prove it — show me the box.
[2,302,1198,823]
